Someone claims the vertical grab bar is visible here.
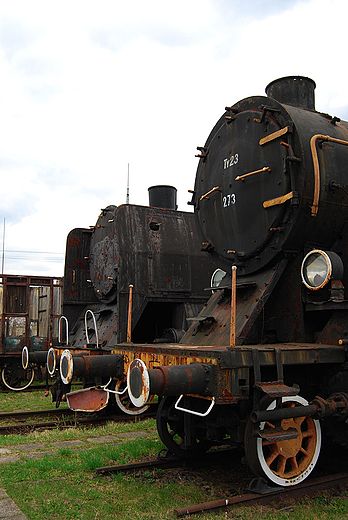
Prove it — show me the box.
[84,309,99,348]
[58,316,69,345]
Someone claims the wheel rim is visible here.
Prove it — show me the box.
[1,364,35,391]
[115,380,151,415]
[156,396,212,458]
[245,396,321,486]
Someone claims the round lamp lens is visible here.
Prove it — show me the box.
[301,249,343,290]
[304,253,329,288]
[211,268,226,288]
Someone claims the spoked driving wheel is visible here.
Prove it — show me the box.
[1,363,35,391]
[244,396,321,486]
[156,396,212,458]
[114,380,153,415]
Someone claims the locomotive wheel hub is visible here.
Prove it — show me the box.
[276,418,302,458]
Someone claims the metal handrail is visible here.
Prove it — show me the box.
[84,309,99,348]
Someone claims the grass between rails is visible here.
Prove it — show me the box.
[0,392,347,519]
[0,384,71,413]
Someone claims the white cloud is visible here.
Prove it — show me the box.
[1,0,348,275]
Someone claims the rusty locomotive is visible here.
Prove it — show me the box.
[59,77,348,487]
[36,186,216,409]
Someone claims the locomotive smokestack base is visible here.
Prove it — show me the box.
[266,76,316,110]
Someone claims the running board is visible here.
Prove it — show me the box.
[254,381,300,398]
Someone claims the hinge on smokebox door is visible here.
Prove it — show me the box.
[251,347,300,442]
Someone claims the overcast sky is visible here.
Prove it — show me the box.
[1,0,348,276]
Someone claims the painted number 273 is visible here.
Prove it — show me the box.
[223,194,236,207]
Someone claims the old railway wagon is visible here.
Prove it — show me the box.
[1,274,62,390]
[61,77,348,487]
[43,186,216,408]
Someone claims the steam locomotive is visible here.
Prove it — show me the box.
[59,77,348,487]
[33,186,216,408]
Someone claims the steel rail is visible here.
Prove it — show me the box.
[95,447,239,475]
[174,471,348,516]
[0,408,74,420]
[0,411,156,435]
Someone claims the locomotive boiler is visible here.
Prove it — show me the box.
[62,77,348,487]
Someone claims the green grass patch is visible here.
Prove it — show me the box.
[0,386,70,413]
[0,394,347,519]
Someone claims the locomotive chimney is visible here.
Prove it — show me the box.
[266,76,316,111]
[148,185,178,210]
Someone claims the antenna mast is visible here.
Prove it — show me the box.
[126,163,130,204]
[2,217,5,274]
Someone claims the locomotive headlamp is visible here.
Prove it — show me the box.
[301,250,344,290]
[211,268,226,288]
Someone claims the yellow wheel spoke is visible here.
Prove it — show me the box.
[300,447,309,457]
[302,431,314,438]
[277,455,287,477]
[265,448,280,466]
[290,456,300,474]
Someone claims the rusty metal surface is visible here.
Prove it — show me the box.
[128,362,214,404]
[64,205,216,350]
[70,353,123,381]
[66,387,109,412]
[112,342,345,370]
[253,381,299,398]
[181,260,288,347]
[109,341,345,404]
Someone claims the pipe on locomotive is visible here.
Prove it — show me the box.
[126,357,348,423]
[127,359,215,407]
[22,346,48,369]
[59,349,123,385]
[251,392,348,423]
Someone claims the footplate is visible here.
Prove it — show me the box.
[254,381,299,398]
[253,426,299,442]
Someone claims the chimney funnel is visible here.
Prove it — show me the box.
[148,185,177,210]
[266,76,316,110]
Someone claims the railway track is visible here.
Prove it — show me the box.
[95,451,348,517]
[0,409,156,435]
[174,471,348,516]
[0,408,74,420]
